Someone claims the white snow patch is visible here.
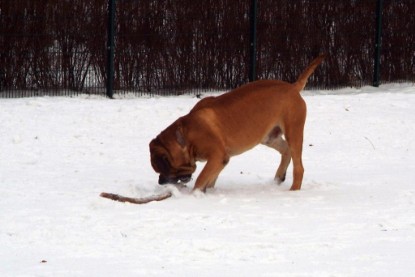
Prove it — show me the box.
[1,84,415,276]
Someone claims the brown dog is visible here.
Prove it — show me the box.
[150,55,325,193]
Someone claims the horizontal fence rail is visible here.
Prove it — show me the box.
[0,0,414,98]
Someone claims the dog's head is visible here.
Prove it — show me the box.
[149,122,196,185]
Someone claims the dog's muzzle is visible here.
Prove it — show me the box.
[158,174,192,185]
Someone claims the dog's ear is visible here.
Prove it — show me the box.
[175,127,186,148]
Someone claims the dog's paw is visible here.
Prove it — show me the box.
[192,189,206,198]
[275,175,286,185]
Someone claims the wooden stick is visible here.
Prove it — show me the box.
[100,190,173,204]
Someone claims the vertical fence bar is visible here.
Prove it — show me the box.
[373,0,383,87]
[0,70,3,93]
[106,0,116,98]
[249,0,258,82]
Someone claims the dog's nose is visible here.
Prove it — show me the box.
[158,174,192,185]
[178,174,192,183]
[158,175,170,185]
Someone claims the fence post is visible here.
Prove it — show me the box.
[106,0,116,98]
[249,0,258,82]
[373,0,383,87]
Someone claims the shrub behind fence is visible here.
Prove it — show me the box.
[0,0,414,98]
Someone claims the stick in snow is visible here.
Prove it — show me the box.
[100,191,173,204]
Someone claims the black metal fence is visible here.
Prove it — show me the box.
[1,0,414,98]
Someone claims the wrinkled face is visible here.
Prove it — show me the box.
[149,136,196,185]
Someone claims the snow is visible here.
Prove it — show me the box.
[1,83,415,276]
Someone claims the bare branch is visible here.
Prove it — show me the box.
[100,191,173,204]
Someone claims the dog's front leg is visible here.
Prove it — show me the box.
[193,154,229,193]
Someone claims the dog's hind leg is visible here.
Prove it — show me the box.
[287,140,304,191]
[263,135,292,184]
[284,125,305,191]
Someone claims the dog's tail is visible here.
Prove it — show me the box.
[295,54,326,91]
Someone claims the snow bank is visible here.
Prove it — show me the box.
[1,84,414,276]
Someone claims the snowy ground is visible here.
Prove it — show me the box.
[1,84,415,276]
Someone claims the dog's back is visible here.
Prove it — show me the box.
[192,54,325,113]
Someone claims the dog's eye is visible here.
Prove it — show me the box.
[156,155,170,174]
